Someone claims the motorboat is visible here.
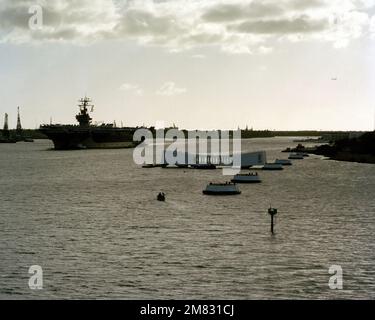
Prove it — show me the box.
[143,163,169,168]
[203,182,241,195]
[176,163,189,168]
[274,159,292,166]
[288,153,304,160]
[231,172,261,183]
[191,164,216,170]
[262,163,284,170]
[142,164,155,168]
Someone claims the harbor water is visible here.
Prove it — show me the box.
[0,138,374,299]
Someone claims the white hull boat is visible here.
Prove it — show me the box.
[288,153,304,160]
[231,173,261,183]
[263,163,284,170]
[275,159,292,166]
[203,182,241,195]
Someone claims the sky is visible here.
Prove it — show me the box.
[1,0,375,130]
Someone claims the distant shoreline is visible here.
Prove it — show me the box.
[1,129,367,141]
[286,131,375,164]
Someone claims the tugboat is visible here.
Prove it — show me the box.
[231,172,261,183]
[203,182,241,195]
[39,97,141,150]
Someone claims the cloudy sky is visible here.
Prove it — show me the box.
[1,0,375,130]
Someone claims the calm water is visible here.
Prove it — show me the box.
[0,138,375,299]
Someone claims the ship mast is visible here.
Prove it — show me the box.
[16,107,22,133]
[76,97,93,127]
[16,107,24,139]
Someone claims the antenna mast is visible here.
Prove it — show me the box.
[16,107,22,132]
[76,97,93,127]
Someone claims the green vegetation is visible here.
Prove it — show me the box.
[314,132,375,164]
[241,129,275,138]
[0,129,47,140]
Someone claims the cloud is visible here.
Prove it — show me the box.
[371,15,375,36]
[318,10,370,48]
[287,0,326,10]
[201,2,285,23]
[0,0,374,51]
[222,42,253,54]
[119,83,143,96]
[258,46,273,54]
[228,16,329,34]
[156,82,187,96]
[192,54,206,59]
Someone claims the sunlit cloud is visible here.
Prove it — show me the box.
[156,82,187,96]
[0,0,375,51]
[191,54,206,59]
[119,83,144,96]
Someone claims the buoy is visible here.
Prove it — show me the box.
[268,207,278,234]
[157,192,166,202]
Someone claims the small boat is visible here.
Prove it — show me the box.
[162,163,189,169]
[263,163,284,170]
[249,165,264,170]
[191,164,216,170]
[288,153,304,160]
[203,182,241,195]
[231,172,261,183]
[176,163,189,168]
[275,159,292,166]
[142,164,155,168]
[143,164,168,168]
[157,192,166,201]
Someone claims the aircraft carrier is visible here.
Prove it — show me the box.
[39,97,140,150]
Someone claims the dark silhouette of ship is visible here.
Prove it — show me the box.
[39,97,140,150]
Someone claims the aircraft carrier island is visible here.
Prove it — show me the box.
[40,97,140,150]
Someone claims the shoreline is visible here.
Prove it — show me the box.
[284,131,375,165]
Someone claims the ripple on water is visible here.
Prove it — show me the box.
[0,139,374,299]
